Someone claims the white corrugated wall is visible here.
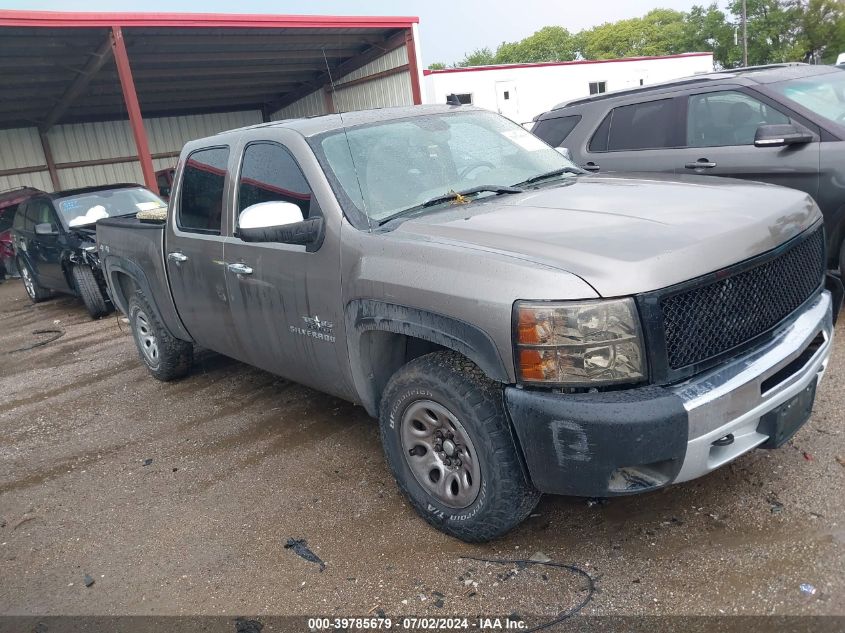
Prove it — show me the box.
[0,127,52,192]
[271,44,412,120]
[0,110,262,193]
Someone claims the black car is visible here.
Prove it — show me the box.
[531,64,845,277]
[12,183,167,318]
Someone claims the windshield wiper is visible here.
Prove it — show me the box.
[513,166,584,187]
[379,185,524,225]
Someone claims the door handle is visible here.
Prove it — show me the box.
[227,262,254,275]
[685,160,717,169]
[167,252,188,263]
[582,162,601,172]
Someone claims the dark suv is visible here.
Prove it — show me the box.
[531,64,845,276]
[12,183,166,318]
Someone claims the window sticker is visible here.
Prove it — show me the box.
[137,201,165,211]
[502,129,547,152]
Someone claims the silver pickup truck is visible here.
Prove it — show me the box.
[97,105,840,542]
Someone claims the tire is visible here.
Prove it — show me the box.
[127,290,193,381]
[72,265,112,319]
[379,351,540,542]
[18,257,51,303]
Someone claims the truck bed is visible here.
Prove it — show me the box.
[96,217,191,341]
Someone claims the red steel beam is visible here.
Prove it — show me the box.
[110,25,157,194]
[0,10,418,29]
[404,27,422,105]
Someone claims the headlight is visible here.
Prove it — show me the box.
[514,298,645,386]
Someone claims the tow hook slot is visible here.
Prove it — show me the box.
[712,434,734,447]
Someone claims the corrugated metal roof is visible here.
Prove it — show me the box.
[0,11,416,129]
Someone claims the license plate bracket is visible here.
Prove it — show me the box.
[757,378,817,449]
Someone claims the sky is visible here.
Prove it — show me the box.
[1,0,721,65]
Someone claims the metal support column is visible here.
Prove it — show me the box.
[111,25,157,193]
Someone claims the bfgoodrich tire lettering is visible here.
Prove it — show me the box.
[379,351,540,542]
[128,290,193,381]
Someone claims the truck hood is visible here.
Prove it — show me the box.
[393,173,820,297]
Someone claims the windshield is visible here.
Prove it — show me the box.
[56,187,166,227]
[769,71,845,128]
[312,110,577,222]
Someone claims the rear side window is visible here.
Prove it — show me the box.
[532,115,582,147]
[237,142,313,221]
[178,147,229,235]
[589,99,677,152]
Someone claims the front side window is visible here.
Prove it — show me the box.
[237,143,313,223]
[28,200,56,230]
[178,147,229,235]
[312,110,573,223]
[768,71,845,129]
[687,90,790,147]
[589,99,677,152]
[56,187,166,228]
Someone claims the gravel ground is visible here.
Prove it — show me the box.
[0,279,843,621]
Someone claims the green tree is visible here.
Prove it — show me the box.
[683,3,740,68]
[456,47,496,67]
[727,0,799,64]
[495,26,578,63]
[579,9,689,59]
[427,62,446,70]
[789,0,845,62]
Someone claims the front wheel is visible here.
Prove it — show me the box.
[379,351,540,542]
[128,291,193,381]
[18,257,51,303]
[72,265,112,319]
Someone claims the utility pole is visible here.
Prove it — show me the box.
[742,0,749,67]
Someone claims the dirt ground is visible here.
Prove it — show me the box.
[1,279,843,621]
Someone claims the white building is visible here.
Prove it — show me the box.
[424,52,714,126]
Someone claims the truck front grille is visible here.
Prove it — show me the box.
[659,225,825,370]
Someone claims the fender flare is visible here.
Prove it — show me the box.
[345,299,510,416]
[103,255,192,342]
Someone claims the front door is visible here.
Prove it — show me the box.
[223,139,348,396]
[165,146,242,359]
[677,88,820,197]
[495,81,520,123]
[24,198,68,291]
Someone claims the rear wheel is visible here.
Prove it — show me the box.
[379,351,540,542]
[72,265,112,319]
[128,290,193,381]
[18,257,51,303]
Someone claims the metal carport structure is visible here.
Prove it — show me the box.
[0,10,422,194]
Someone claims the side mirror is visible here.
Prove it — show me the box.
[754,124,813,148]
[34,223,57,236]
[237,201,323,247]
[555,147,573,161]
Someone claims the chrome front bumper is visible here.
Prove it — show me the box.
[671,290,834,483]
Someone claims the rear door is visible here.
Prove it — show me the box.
[166,146,242,358]
[576,96,684,174]
[676,88,820,196]
[223,138,348,394]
